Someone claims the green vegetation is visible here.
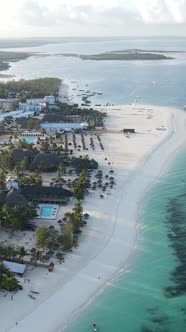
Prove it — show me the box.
[35,200,84,253]
[80,52,173,61]
[0,51,31,72]
[0,170,6,187]
[62,50,173,61]
[0,77,61,99]
[36,226,49,250]
[36,225,67,251]
[0,150,14,171]
[71,170,87,200]
[18,172,42,187]
[0,263,21,292]
[0,205,37,231]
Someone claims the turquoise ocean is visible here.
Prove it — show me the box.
[1,37,186,332]
[66,148,186,332]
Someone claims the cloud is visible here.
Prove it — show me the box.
[19,0,140,27]
[135,0,186,24]
[20,0,55,26]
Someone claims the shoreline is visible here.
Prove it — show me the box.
[5,104,186,332]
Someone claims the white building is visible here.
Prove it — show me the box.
[40,122,89,132]
[19,102,46,112]
[26,98,44,105]
[44,95,55,105]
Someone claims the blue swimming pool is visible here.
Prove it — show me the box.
[37,204,59,219]
[20,136,37,144]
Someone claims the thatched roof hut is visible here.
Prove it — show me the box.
[11,149,37,165]
[70,157,98,170]
[5,189,29,208]
[21,186,72,205]
[29,152,61,172]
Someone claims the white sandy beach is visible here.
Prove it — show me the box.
[1,104,186,332]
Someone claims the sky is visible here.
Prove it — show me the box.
[1,0,186,37]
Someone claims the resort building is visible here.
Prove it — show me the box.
[44,95,56,105]
[26,98,44,105]
[4,189,29,208]
[29,152,61,172]
[0,98,18,112]
[21,186,72,205]
[11,149,37,165]
[40,122,89,132]
[18,102,46,112]
[3,261,26,277]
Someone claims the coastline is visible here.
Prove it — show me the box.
[4,104,186,332]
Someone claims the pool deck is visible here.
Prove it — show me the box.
[37,204,59,220]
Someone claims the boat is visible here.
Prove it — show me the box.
[92,323,97,331]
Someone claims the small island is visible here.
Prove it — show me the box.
[61,49,174,61]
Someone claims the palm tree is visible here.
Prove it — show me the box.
[17,246,28,263]
[31,250,42,266]
[3,276,19,292]
[5,244,17,260]
[0,263,11,280]
[57,254,65,264]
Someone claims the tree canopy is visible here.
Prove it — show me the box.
[0,205,37,231]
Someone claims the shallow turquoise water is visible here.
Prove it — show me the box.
[20,136,36,144]
[38,205,55,218]
[66,147,186,332]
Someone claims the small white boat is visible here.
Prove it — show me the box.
[92,323,97,331]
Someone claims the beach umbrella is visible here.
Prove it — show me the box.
[49,261,55,267]
[57,220,62,224]
[56,252,63,258]
[84,213,90,218]
[42,255,50,261]
[47,250,54,256]
[30,248,36,253]
[48,225,55,230]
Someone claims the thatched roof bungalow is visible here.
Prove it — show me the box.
[11,149,37,165]
[5,189,29,208]
[70,157,98,170]
[21,186,72,205]
[29,152,61,171]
